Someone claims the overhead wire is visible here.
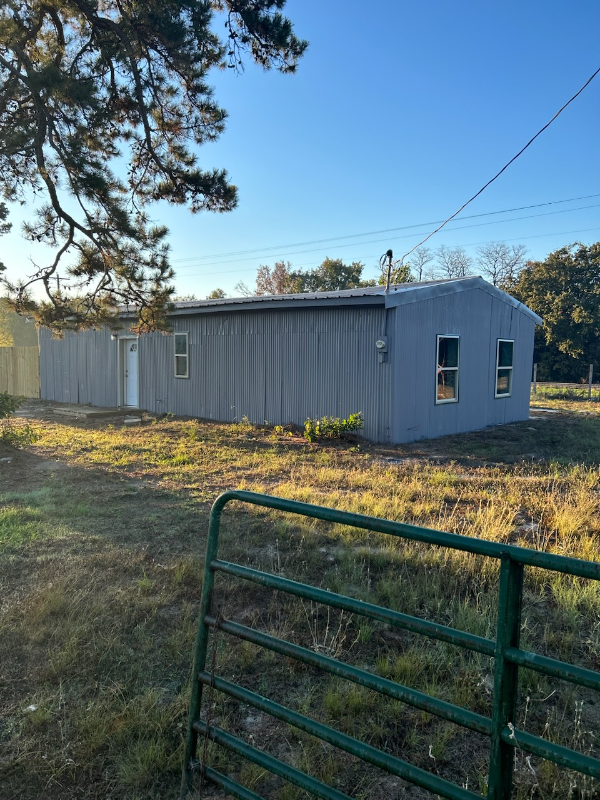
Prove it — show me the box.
[180,226,600,279]
[174,67,600,288]
[174,202,600,272]
[397,65,600,264]
[172,191,600,264]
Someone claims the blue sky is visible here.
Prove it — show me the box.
[3,0,600,298]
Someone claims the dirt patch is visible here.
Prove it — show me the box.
[0,445,54,491]
[30,459,70,472]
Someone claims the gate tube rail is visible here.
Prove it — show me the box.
[197,673,482,800]
[205,490,600,580]
[193,721,356,800]
[181,490,600,800]
[205,613,492,736]
[212,558,496,656]
[500,727,600,779]
[505,646,600,691]
[201,766,265,800]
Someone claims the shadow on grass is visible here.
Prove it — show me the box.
[400,414,600,468]
[0,451,249,800]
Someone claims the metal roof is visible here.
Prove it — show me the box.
[167,277,542,324]
[172,277,456,309]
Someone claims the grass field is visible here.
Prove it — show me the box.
[531,384,600,413]
[1,399,599,800]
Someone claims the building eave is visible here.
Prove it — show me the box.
[117,276,542,325]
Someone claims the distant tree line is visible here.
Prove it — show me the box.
[234,258,375,296]
[205,240,600,384]
[206,242,528,298]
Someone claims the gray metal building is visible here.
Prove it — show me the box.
[38,277,541,443]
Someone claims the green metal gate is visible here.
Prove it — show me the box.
[181,490,600,800]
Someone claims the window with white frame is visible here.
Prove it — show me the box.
[436,335,459,404]
[495,339,514,397]
[174,332,189,378]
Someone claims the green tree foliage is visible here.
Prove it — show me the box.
[206,287,225,299]
[288,257,373,293]
[0,1,306,333]
[509,242,600,381]
[377,262,412,285]
[0,202,9,237]
[172,294,198,301]
[0,202,10,272]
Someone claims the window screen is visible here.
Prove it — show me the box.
[436,335,459,403]
[174,333,189,378]
[495,339,514,397]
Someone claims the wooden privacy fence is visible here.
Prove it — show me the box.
[0,346,40,398]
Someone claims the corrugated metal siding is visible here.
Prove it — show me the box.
[137,306,392,442]
[39,326,118,406]
[38,291,535,445]
[392,288,534,443]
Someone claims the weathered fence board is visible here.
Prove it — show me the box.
[0,346,40,398]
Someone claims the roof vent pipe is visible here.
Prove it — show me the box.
[380,250,394,293]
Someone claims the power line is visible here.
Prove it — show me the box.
[171,191,600,264]
[398,65,600,263]
[174,202,600,272]
[178,226,600,280]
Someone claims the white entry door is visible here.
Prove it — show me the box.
[124,340,139,407]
